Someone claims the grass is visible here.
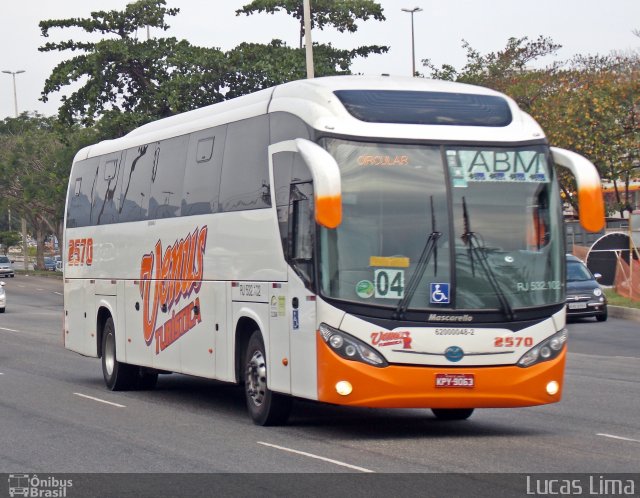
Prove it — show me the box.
[604,288,640,309]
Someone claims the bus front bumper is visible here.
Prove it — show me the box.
[316,335,566,409]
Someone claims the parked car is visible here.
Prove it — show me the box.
[0,256,15,278]
[566,254,607,321]
[0,281,6,313]
[34,257,57,271]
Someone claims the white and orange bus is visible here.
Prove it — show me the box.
[63,76,604,425]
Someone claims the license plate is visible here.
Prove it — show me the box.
[435,373,475,388]
[568,302,587,310]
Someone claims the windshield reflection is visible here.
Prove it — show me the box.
[318,139,564,314]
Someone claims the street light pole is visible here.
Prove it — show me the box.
[2,69,28,269]
[303,0,314,79]
[2,69,26,117]
[401,7,423,77]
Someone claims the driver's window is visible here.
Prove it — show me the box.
[272,150,315,286]
[290,182,314,285]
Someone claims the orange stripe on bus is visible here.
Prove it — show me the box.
[316,334,565,408]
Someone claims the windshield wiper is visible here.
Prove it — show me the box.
[461,197,515,321]
[393,196,441,320]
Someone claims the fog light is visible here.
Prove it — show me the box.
[335,381,353,396]
[546,381,560,396]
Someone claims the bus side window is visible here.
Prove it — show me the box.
[67,157,99,228]
[183,125,226,216]
[92,154,121,225]
[219,115,271,212]
[148,135,188,219]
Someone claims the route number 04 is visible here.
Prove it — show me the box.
[374,269,405,299]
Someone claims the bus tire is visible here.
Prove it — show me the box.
[101,317,137,391]
[244,331,292,426]
[431,408,474,421]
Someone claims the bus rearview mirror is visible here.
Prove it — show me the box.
[295,139,342,229]
[551,147,605,233]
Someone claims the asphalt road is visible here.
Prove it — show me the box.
[0,275,639,495]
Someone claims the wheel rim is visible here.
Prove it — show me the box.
[104,332,116,376]
[246,349,267,407]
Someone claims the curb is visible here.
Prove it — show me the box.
[608,305,640,323]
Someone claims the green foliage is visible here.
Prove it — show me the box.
[39,0,388,132]
[0,231,21,254]
[423,37,640,217]
[235,0,388,75]
[39,0,226,127]
[225,39,387,98]
[236,0,386,47]
[0,114,82,263]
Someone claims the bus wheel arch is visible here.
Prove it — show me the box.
[96,306,112,358]
[234,316,259,385]
[243,330,292,426]
[101,316,138,390]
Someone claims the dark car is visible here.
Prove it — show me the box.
[566,254,607,321]
[34,257,57,271]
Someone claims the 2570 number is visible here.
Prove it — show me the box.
[494,336,534,348]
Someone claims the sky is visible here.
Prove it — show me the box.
[1,0,639,120]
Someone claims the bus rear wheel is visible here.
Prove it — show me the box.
[431,408,475,421]
[101,317,138,391]
[244,331,292,426]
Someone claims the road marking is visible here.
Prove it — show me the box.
[73,392,126,408]
[53,292,63,296]
[0,327,19,332]
[257,441,374,473]
[597,433,640,443]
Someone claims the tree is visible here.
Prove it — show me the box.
[234,0,388,77]
[539,55,640,217]
[0,115,76,267]
[0,232,21,255]
[39,0,226,128]
[224,39,385,98]
[236,0,386,49]
[423,36,563,111]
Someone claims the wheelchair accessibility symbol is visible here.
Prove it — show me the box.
[430,283,450,304]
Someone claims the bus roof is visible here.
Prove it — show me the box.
[74,75,545,162]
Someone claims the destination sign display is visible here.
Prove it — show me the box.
[447,149,549,186]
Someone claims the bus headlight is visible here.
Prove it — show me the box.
[318,323,388,368]
[518,328,567,368]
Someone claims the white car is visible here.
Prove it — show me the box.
[0,281,6,313]
[0,256,15,278]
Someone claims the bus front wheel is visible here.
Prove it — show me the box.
[101,317,138,391]
[431,408,475,421]
[244,331,292,426]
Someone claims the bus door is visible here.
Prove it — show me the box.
[270,143,317,396]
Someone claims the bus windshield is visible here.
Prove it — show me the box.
[318,138,564,314]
